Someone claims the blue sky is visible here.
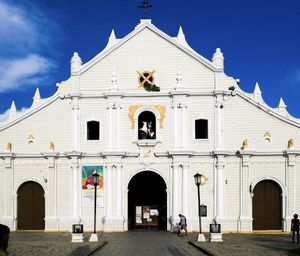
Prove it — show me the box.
[0,0,300,120]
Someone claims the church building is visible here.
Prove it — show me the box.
[0,19,299,232]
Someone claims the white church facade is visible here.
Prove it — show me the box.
[0,19,299,232]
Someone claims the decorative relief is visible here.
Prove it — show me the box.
[200,175,208,186]
[128,105,166,128]
[137,70,155,87]
[137,70,160,92]
[128,105,140,128]
[264,132,271,143]
[28,134,35,145]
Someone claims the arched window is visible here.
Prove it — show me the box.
[87,121,100,140]
[195,119,208,139]
[138,111,156,140]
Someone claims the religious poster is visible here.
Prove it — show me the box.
[143,206,150,219]
[82,166,104,207]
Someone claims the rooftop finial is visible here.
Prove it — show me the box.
[278,97,287,116]
[9,101,17,120]
[70,52,82,74]
[138,0,153,18]
[212,48,224,70]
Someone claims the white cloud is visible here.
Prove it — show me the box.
[0,1,38,53]
[285,68,300,93]
[0,108,9,122]
[0,106,28,123]
[0,54,55,91]
[0,1,58,92]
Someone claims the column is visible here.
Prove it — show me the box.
[172,102,179,149]
[116,164,123,217]
[70,160,80,222]
[215,95,224,149]
[181,104,187,149]
[116,106,121,149]
[238,154,252,231]
[172,164,179,223]
[286,152,296,230]
[182,164,190,217]
[107,101,121,151]
[71,97,80,151]
[105,164,113,217]
[107,105,113,150]
[3,155,15,229]
[45,155,58,230]
[216,157,225,218]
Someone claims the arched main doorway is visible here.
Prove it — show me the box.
[17,181,45,230]
[252,180,282,230]
[128,171,167,230]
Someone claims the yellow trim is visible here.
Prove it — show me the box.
[128,105,166,128]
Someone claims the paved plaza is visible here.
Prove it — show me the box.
[6,231,300,256]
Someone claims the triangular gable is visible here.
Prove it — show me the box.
[74,20,219,75]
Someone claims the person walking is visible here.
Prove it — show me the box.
[0,224,10,256]
[177,214,187,236]
[291,214,300,243]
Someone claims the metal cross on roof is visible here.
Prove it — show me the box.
[138,0,153,18]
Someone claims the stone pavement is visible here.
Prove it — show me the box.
[7,231,300,256]
[188,232,300,256]
[8,231,204,256]
[8,232,102,256]
[93,231,204,256]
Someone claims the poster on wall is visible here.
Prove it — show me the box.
[82,166,104,207]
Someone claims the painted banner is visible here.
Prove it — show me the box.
[82,166,104,207]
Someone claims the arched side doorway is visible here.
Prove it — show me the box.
[17,181,45,230]
[128,171,167,230]
[252,180,282,230]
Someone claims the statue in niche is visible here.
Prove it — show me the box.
[6,143,12,152]
[138,111,156,140]
[49,142,55,152]
[288,139,294,149]
[241,139,248,150]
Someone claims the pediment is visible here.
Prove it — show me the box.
[75,21,218,75]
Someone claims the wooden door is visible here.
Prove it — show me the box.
[253,180,282,230]
[17,181,45,230]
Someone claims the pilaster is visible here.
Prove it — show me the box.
[237,151,253,231]
[171,163,180,226]
[71,96,80,151]
[105,94,123,151]
[1,153,15,229]
[171,93,188,150]
[182,164,190,219]
[66,152,82,225]
[43,153,59,230]
[214,93,224,149]
[103,162,124,231]
[285,150,297,220]
[214,153,225,220]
